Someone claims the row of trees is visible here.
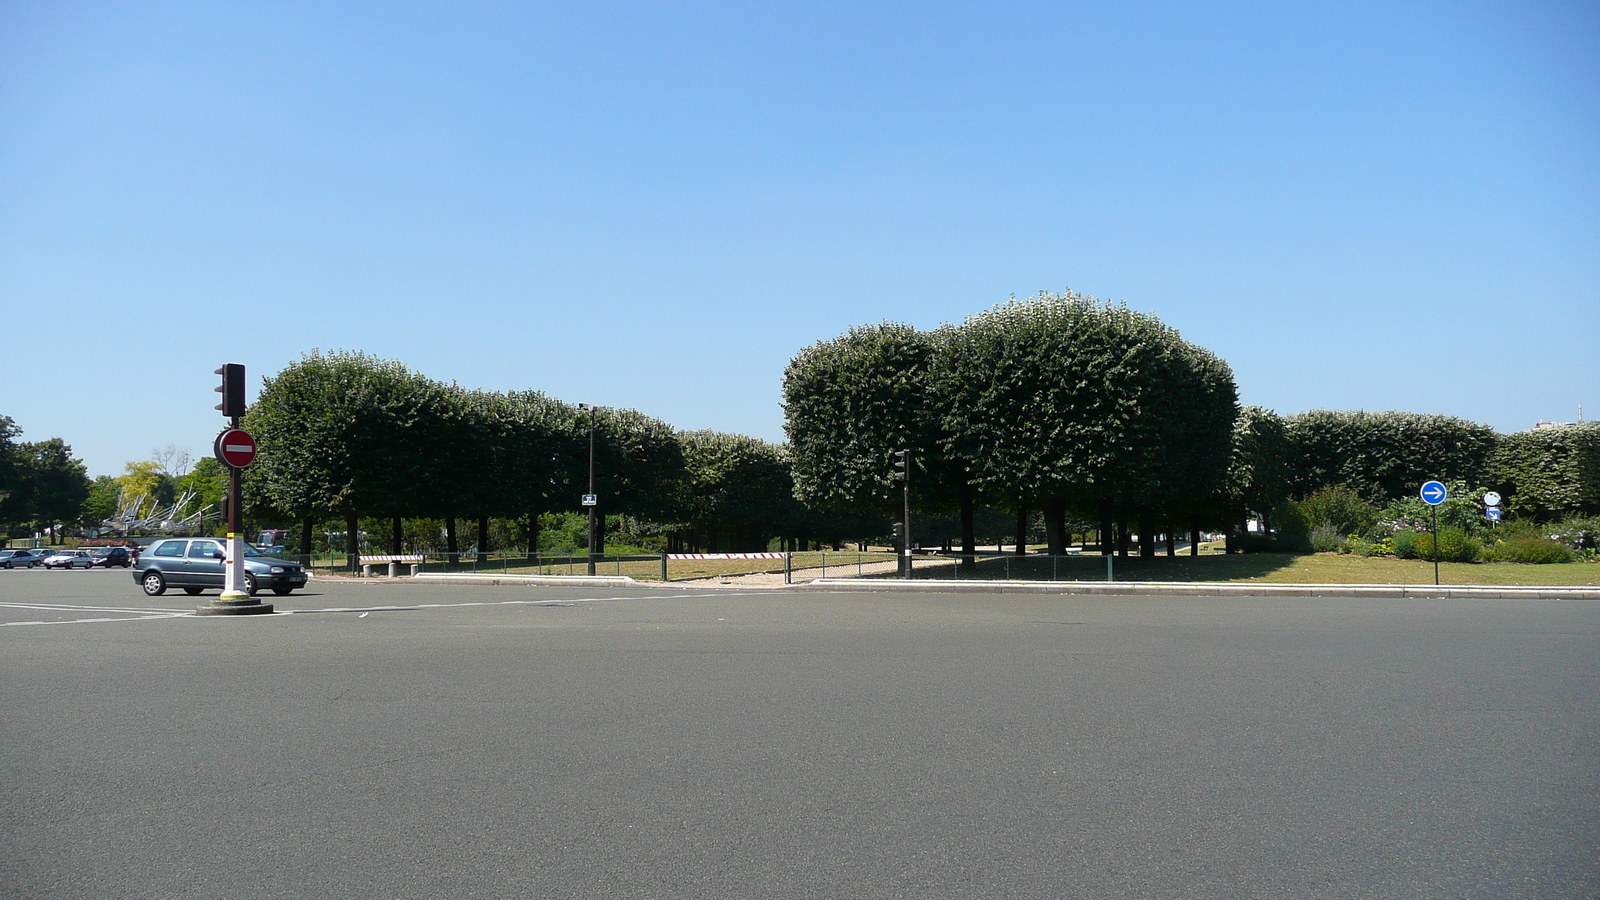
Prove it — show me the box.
[0,415,91,544]
[242,351,869,557]
[783,292,1240,557]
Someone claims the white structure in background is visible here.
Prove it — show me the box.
[1531,406,1586,431]
[98,488,219,536]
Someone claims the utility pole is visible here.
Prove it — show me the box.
[894,449,911,578]
[579,404,598,576]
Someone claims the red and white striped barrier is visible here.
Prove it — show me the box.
[667,553,785,560]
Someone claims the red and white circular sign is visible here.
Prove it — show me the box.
[214,428,258,468]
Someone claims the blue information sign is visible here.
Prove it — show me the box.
[1420,480,1448,505]
[1486,507,1502,521]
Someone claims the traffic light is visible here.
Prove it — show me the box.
[891,522,904,541]
[893,449,911,483]
[214,363,245,419]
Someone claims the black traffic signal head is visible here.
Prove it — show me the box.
[893,449,911,482]
[891,521,904,538]
[214,363,245,419]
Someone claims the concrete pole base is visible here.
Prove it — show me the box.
[196,596,275,616]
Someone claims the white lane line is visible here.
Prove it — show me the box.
[1,613,191,628]
[0,602,190,614]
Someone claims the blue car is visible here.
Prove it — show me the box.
[133,538,308,597]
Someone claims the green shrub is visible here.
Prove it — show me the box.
[1299,484,1379,538]
[1486,537,1577,564]
[1272,499,1312,552]
[1366,537,1394,557]
[1413,526,1481,563]
[1392,530,1418,559]
[1311,524,1344,553]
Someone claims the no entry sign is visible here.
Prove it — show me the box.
[214,428,258,468]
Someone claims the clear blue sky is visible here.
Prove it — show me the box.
[3,1,1596,478]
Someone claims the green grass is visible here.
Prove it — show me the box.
[890,551,1599,586]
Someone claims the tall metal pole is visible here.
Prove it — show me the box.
[902,477,911,578]
[586,405,597,576]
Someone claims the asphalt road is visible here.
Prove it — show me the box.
[3,568,1596,899]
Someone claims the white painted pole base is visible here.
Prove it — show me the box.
[219,533,250,601]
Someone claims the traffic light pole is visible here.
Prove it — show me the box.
[894,450,912,578]
[198,362,273,615]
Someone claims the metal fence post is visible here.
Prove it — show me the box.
[784,552,792,584]
[1106,554,1113,582]
[661,552,669,583]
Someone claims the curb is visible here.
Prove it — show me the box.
[409,573,641,587]
[802,579,1600,600]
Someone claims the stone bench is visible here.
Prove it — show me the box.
[359,554,425,577]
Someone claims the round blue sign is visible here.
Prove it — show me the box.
[1420,480,1448,506]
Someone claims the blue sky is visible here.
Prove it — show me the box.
[3,0,1596,478]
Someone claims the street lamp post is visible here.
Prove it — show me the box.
[579,403,597,575]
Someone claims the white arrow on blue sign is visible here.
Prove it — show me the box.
[1420,480,1448,505]
[1486,507,1502,521]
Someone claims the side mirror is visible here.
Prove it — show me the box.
[212,550,226,559]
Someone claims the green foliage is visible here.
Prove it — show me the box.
[1228,407,1293,521]
[1310,524,1343,552]
[935,292,1236,508]
[1487,424,1600,520]
[1377,480,1493,537]
[782,322,939,511]
[1272,499,1311,552]
[1412,526,1481,563]
[675,430,798,551]
[80,476,120,529]
[1285,410,1500,502]
[1391,530,1418,559]
[1298,484,1379,537]
[1484,537,1576,564]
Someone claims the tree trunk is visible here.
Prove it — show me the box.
[1099,499,1115,555]
[391,516,403,555]
[477,514,489,561]
[1015,501,1028,555]
[1165,524,1176,557]
[1044,497,1066,556]
[345,511,360,572]
[960,485,976,572]
[595,513,606,555]
[445,517,458,563]
[301,517,313,562]
[528,512,539,555]
[1139,505,1155,558]
[1189,523,1200,557]
[1117,511,1130,558]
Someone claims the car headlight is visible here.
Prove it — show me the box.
[270,566,285,574]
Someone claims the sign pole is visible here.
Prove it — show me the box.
[197,363,272,615]
[1432,504,1439,586]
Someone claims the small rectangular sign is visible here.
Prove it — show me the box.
[1486,507,1502,521]
[581,494,597,506]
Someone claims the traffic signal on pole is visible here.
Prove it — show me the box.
[214,363,245,418]
[891,522,904,541]
[893,449,910,483]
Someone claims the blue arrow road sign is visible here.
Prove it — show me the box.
[1486,507,1502,521]
[1420,480,1448,505]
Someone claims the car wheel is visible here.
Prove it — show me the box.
[183,586,203,595]
[271,586,293,596]
[141,571,166,596]
[242,573,258,596]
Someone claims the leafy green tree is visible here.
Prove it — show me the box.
[80,475,121,531]
[0,415,27,532]
[1285,410,1500,502]
[1487,423,1600,520]
[934,292,1236,555]
[23,438,90,543]
[244,351,459,564]
[675,430,798,551]
[783,321,940,514]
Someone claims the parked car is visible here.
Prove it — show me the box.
[86,547,133,568]
[42,550,95,569]
[133,538,308,597]
[1,549,44,568]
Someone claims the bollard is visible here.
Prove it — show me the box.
[362,563,374,577]
[388,560,399,578]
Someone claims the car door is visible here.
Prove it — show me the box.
[185,539,226,587]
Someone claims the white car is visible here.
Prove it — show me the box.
[41,550,95,569]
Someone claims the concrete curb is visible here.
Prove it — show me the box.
[802,578,1600,600]
[409,573,641,587]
